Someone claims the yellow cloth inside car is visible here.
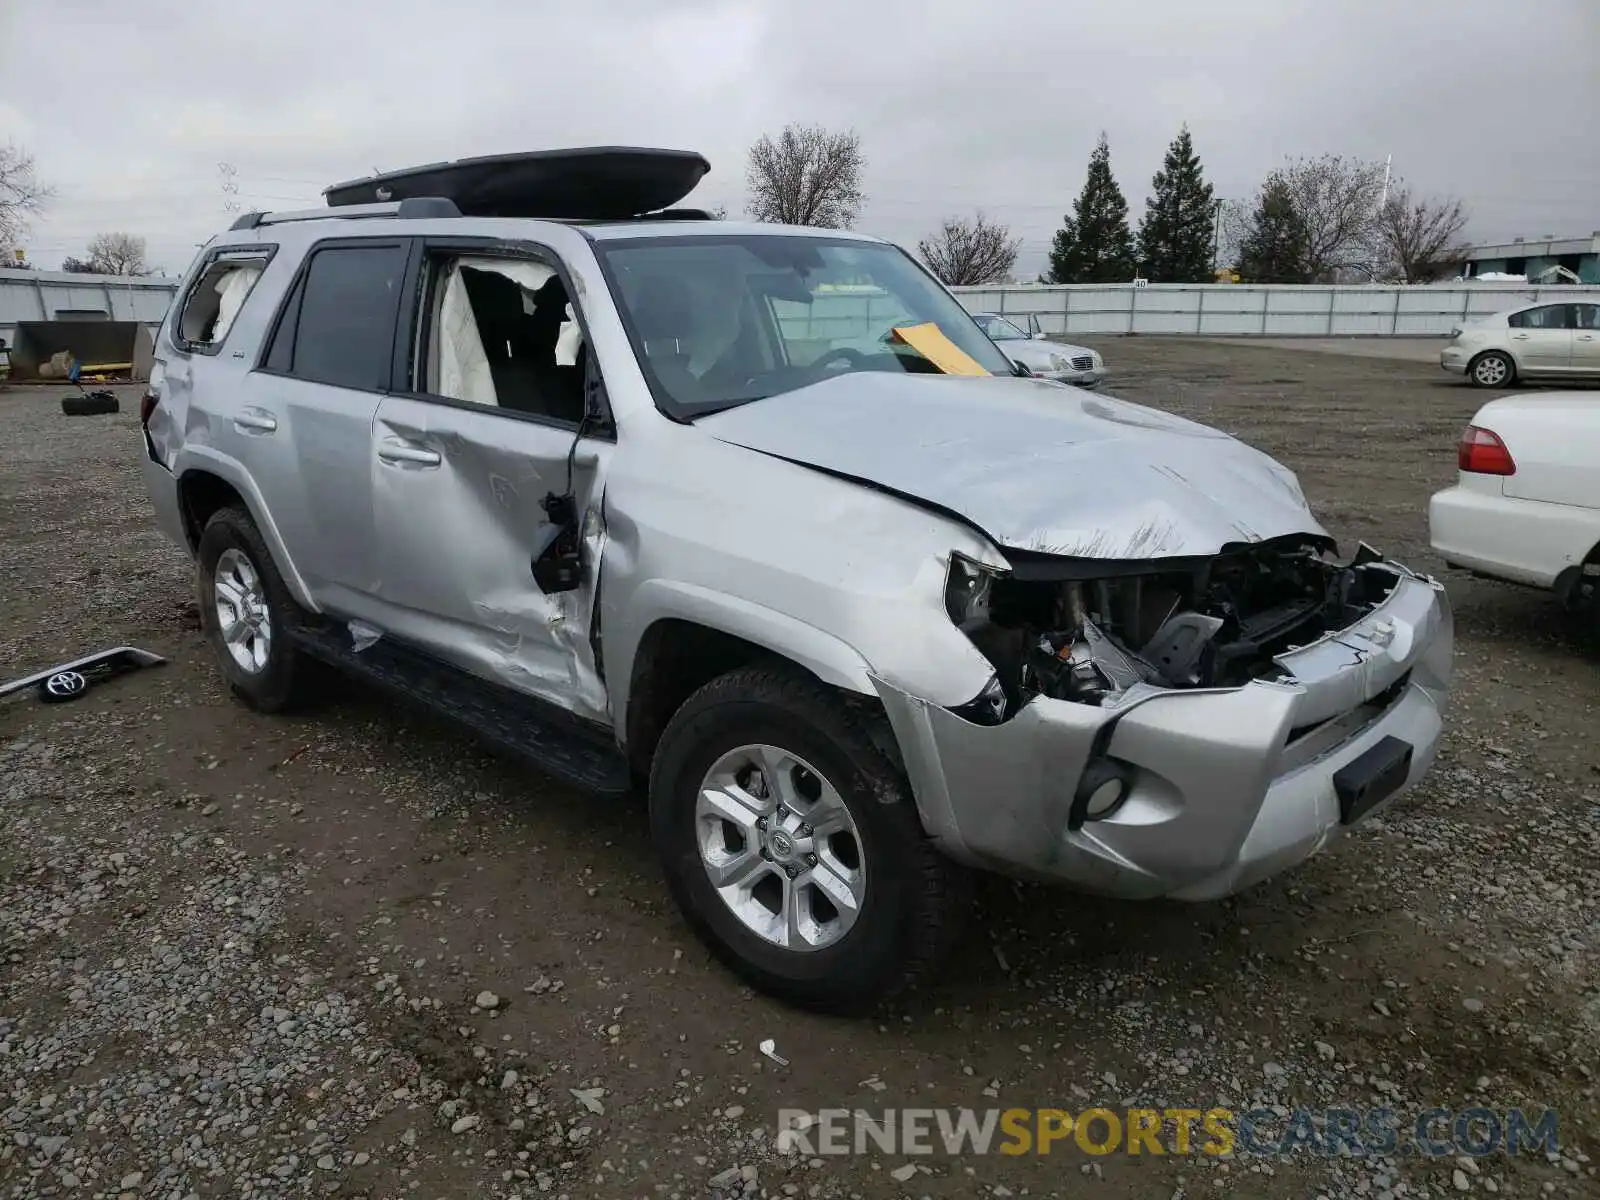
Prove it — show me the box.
[890,323,991,377]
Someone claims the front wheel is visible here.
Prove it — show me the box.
[1469,350,1515,388]
[649,665,966,1014]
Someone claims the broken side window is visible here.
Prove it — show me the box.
[422,253,586,424]
[177,252,272,351]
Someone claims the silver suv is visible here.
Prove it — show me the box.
[139,148,1454,1014]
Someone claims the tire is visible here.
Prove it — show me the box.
[1468,351,1515,389]
[649,664,966,1014]
[196,505,318,713]
[61,391,119,416]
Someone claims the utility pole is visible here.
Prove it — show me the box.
[1379,155,1392,210]
[219,163,240,216]
[1210,198,1225,273]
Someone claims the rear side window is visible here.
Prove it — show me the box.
[175,251,274,352]
[1507,305,1571,330]
[271,242,408,391]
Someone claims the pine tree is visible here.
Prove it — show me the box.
[1238,174,1311,283]
[1136,126,1217,282]
[1044,133,1135,284]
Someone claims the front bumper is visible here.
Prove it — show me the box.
[1439,347,1467,375]
[1036,367,1106,388]
[872,565,1453,900]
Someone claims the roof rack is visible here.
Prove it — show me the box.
[229,196,461,231]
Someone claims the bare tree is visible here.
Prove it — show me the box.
[917,213,1021,286]
[1375,183,1470,282]
[0,143,52,250]
[86,232,150,276]
[1272,155,1387,281]
[745,124,864,228]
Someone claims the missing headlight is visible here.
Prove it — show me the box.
[950,674,1008,725]
[942,537,1400,709]
[944,552,999,631]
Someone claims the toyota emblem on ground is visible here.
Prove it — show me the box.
[39,670,89,702]
[0,646,167,706]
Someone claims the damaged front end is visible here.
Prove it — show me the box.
[946,534,1398,716]
[871,536,1453,900]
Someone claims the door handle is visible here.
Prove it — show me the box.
[377,439,442,467]
[1511,333,1529,340]
[234,408,277,433]
[1579,335,1595,341]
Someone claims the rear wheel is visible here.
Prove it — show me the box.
[649,665,965,1014]
[1469,350,1515,388]
[196,506,320,712]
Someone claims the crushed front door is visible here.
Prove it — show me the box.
[362,395,611,721]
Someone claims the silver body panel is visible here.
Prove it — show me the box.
[141,210,1452,900]
[697,374,1322,559]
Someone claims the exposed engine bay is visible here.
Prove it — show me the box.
[946,537,1402,715]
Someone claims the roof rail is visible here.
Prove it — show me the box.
[229,196,462,231]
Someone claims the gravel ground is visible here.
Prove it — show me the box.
[0,342,1596,1200]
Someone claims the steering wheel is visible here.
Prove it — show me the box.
[810,347,866,375]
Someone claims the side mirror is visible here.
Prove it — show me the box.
[1032,330,1049,340]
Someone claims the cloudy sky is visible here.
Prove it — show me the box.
[2,0,1595,278]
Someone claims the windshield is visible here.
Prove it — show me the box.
[593,234,1018,418]
[973,314,1028,341]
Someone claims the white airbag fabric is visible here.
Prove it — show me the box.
[433,257,561,407]
[211,266,261,342]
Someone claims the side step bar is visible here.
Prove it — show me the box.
[287,623,632,797]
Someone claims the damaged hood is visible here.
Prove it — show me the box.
[697,373,1327,559]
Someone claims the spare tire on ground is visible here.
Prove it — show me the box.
[61,391,119,416]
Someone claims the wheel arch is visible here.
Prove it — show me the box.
[620,609,882,786]
[174,454,318,610]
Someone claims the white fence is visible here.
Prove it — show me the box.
[0,270,181,346]
[949,283,1600,338]
[7,269,1599,348]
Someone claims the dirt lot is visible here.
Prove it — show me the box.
[1,341,1596,1200]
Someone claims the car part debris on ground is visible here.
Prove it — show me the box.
[0,645,165,704]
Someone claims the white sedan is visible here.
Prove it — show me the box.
[969,312,1107,387]
[1440,299,1600,388]
[1429,392,1600,611]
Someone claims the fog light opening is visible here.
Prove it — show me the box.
[1070,758,1133,829]
[1084,778,1125,818]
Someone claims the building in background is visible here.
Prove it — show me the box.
[1459,232,1600,284]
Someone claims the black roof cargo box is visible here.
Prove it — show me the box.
[323,147,710,220]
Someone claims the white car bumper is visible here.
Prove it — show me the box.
[1429,480,1600,590]
[1439,347,1469,375]
[1037,366,1107,388]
